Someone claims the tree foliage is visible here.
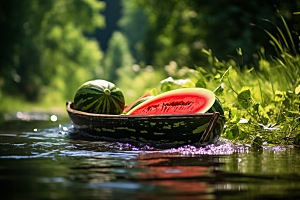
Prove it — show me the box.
[118,0,148,64]
[102,31,135,82]
[123,0,300,68]
[0,0,105,102]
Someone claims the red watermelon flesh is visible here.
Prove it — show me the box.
[127,88,215,115]
[124,88,156,113]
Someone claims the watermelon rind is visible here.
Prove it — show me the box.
[74,80,125,115]
[206,96,224,116]
[127,88,215,115]
[128,96,154,111]
[123,88,157,113]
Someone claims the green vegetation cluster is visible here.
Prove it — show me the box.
[151,14,300,146]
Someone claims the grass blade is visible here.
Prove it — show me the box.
[269,77,275,97]
[280,14,297,54]
[265,29,284,53]
[250,23,284,53]
[263,18,290,53]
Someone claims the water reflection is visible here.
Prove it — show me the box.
[67,153,220,200]
[221,148,300,175]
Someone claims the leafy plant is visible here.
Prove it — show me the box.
[161,13,300,146]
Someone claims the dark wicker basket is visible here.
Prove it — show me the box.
[66,101,226,145]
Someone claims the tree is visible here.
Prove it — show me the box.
[102,31,135,82]
[0,0,105,102]
[118,0,148,64]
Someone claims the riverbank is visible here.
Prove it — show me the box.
[0,95,68,119]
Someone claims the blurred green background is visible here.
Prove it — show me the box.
[0,0,299,114]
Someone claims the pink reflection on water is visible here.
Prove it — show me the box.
[167,144,249,155]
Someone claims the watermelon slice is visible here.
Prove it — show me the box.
[127,88,215,115]
[124,88,157,113]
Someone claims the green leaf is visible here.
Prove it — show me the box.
[225,125,239,140]
[295,85,300,95]
[229,107,242,123]
[236,48,243,56]
[149,88,158,96]
[201,48,211,56]
[294,134,300,145]
[196,66,208,74]
[219,66,231,82]
[283,98,290,108]
[214,73,221,79]
[275,91,285,102]
[238,89,251,109]
[195,71,207,88]
[161,82,177,93]
[251,23,283,53]
[238,130,247,140]
[252,136,263,147]
[262,18,290,53]
[160,77,195,93]
[280,14,296,54]
[214,84,224,96]
[247,67,254,73]
[195,80,206,88]
[181,81,195,88]
[252,103,260,112]
[231,125,240,139]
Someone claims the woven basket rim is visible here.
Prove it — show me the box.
[66,101,227,121]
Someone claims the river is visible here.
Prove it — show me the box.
[0,112,299,200]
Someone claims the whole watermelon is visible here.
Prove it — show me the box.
[74,80,125,114]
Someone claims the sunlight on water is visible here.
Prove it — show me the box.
[167,143,249,155]
[4,112,53,121]
[164,141,286,155]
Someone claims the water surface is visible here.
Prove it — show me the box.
[0,115,299,200]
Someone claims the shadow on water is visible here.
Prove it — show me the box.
[0,115,300,200]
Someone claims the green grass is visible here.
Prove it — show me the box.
[0,94,67,118]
